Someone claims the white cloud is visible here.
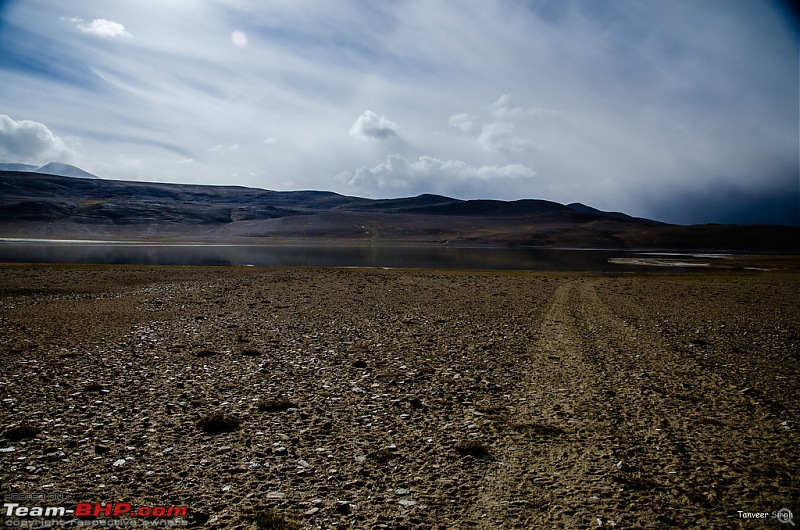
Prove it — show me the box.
[0,115,75,165]
[448,113,475,132]
[349,111,399,141]
[491,94,512,109]
[75,18,132,39]
[339,154,536,194]
[490,93,562,119]
[210,144,240,153]
[478,122,534,153]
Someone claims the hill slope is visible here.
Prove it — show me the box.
[0,170,797,251]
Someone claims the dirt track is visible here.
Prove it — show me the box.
[1,266,798,529]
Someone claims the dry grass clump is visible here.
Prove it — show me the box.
[3,424,40,442]
[197,413,240,434]
[257,399,297,412]
[368,448,401,463]
[455,440,491,459]
[243,508,299,530]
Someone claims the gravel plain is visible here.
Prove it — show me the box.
[1,264,798,529]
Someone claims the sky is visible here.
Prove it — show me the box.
[0,0,798,225]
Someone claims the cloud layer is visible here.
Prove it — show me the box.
[0,0,796,224]
[339,155,536,196]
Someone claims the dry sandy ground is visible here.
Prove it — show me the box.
[0,265,798,529]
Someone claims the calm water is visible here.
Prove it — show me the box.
[0,240,711,271]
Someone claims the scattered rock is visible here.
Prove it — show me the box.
[1,266,797,529]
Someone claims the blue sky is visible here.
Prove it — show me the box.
[0,0,797,224]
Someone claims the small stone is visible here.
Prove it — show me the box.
[395,488,411,496]
[112,458,126,467]
[45,451,67,462]
[398,499,416,507]
[0,447,14,453]
[304,507,320,516]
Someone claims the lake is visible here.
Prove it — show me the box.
[0,240,722,271]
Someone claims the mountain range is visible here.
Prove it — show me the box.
[0,162,100,179]
[1,165,798,251]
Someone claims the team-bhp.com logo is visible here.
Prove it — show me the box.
[4,502,188,526]
[73,503,187,518]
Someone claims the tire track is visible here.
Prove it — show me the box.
[471,278,796,528]
[574,279,797,527]
[467,279,615,528]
